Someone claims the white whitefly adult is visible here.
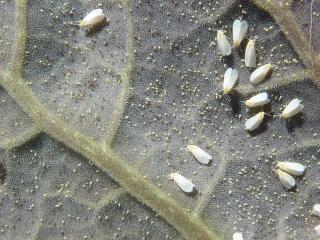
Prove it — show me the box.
[80,9,106,31]
[245,112,265,131]
[277,162,306,176]
[281,98,304,119]
[312,204,320,217]
[233,19,248,47]
[245,92,270,108]
[245,39,256,67]
[315,225,320,235]
[170,173,196,193]
[217,30,232,56]
[233,232,244,240]
[223,68,238,94]
[250,63,272,84]
[187,145,212,165]
[277,169,295,189]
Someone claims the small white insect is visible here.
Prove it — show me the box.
[250,63,272,84]
[170,173,196,193]
[281,98,304,119]
[315,225,320,235]
[233,19,248,47]
[217,30,232,56]
[223,68,238,94]
[245,112,265,131]
[233,232,244,240]
[187,145,212,164]
[312,204,320,217]
[245,92,270,108]
[245,39,256,67]
[277,169,295,189]
[277,162,305,176]
[80,9,106,31]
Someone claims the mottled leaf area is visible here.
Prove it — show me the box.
[0,0,319,239]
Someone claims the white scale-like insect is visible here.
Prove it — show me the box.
[245,112,265,131]
[277,169,295,189]
[281,98,304,119]
[223,68,238,94]
[315,225,320,236]
[80,9,106,31]
[187,145,212,165]
[245,39,256,67]
[170,173,195,193]
[217,30,232,56]
[277,162,305,176]
[312,204,320,217]
[250,63,272,84]
[245,92,270,108]
[233,232,244,240]
[233,19,248,47]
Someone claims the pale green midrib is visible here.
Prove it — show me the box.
[2,72,220,240]
[4,0,220,239]
[95,188,126,211]
[0,123,41,149]
[252,0,320,83]
[237,69,311,96]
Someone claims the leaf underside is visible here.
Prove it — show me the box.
[0,0,320,240]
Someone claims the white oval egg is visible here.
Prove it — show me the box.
[245,40,256,67]
[277,162,305,176]
[312,204,320,217]
[187,145,212,164]
[281,98,304,119]
[80,9,106,31]
[277,169,295,189]
[233,232,244,240]
[245,112,265,131]
[250,64,272,84]
[217,30,232,56]
[245,92,270,108]
[223,68,238,94]
[233,19,248,47]
[170,173,196,193]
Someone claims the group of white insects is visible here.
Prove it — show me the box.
[171,21,306,192]
[79,9,318,239]
[169,19,314,239]
[219,20,308,191]
[169,145,307,193]
[219,20,304,132]
[170,143,315,239]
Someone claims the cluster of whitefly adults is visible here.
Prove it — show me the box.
[78,9,318,239]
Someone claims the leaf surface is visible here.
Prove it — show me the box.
[0,0,320,240]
